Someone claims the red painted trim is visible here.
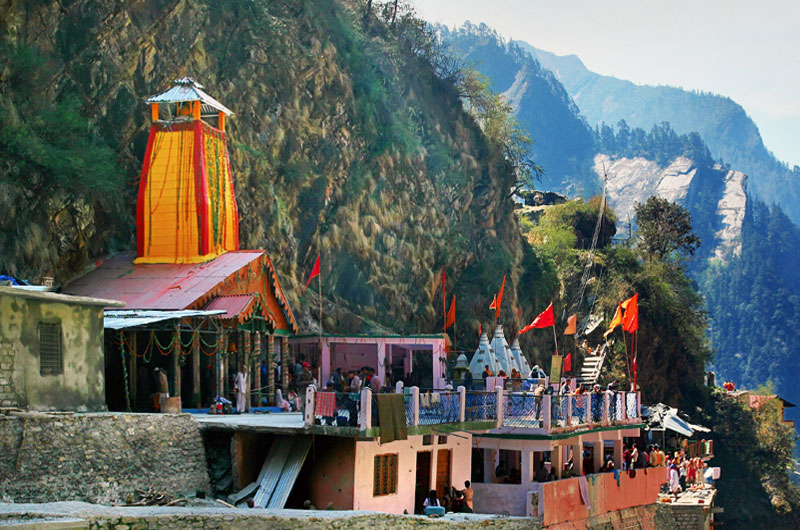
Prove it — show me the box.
[136,125,158,257]
[221,129,240,249]
[194,121,211,255]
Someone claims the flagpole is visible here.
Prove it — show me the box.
[443,272,446,335]
[621,328,631,381]
[551,322,559,355]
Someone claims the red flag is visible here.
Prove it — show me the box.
[622,294,638,333]
[564,352,572,372]
[478,323,482,337]
[444,294,456,328]
[303,254,320,294]
[496,275,506,320]
[519,303,555,335]
[489,295,497,310]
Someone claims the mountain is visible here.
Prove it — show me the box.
[437,23,599,195]
[0,0,554,340]
[517,41,800,226]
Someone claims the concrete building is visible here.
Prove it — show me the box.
[0,286,123,411]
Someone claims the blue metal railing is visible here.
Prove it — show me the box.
[464,391,497,422]
[503,393,543,428]
[418,391,460,426]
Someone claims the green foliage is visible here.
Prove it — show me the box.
[596,120,714,167]
[0,42,122,279]
[708,393,800,527]
[634,197,701,261]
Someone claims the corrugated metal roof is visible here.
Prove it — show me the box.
[64,251,264,310]
[146,77,234,116]
[0,286,125,308]
[204,294,256,322]
[63,250,298,333]
[104,309,226,329]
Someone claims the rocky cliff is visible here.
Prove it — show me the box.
[595,153,747,261]
[0,0,546,337]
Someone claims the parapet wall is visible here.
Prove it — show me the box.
[0,412,209,503]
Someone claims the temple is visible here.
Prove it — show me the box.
[64,79,296,412]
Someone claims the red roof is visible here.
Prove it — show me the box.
[64,251,297,332]
[204,295,256,323]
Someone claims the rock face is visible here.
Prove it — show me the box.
[594,153,746,261]
[1,0,532,338]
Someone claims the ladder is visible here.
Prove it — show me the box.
[579,342,608,385]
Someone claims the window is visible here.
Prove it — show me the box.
[373,453,398,496]
[422,434,433,446]
[438,435,448,445]
[39,322,63,376]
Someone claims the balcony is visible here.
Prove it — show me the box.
[302,386,641,438]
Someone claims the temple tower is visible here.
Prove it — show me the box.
[135,77,239,263]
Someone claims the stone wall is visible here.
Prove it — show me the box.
[0,412,209,503]
[668,504,712,530]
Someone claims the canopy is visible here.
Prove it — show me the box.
[104,309,225,330]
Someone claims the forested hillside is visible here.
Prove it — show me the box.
[438,23,598,195]
[0,0,555,340]
[518,41,800,226]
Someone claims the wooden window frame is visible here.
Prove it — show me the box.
[373,453,398,496]
[38,321,63,376]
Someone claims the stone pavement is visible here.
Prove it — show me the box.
[0,502,537,529]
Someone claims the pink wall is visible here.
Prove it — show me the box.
[542,468,665,527]
[352,433,471,514]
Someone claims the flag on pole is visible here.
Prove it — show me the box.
[489,295,497,310]
[603,303,624,338]
[495,275,506,320]
[444,294,456,328]
[564,352,572,372]
[622,294,639,333]
[302,254,320,294]
[519,302,555,334]
[478,323,482,337]
[564,314,577,335]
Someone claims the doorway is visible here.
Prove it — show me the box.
[415,451,432,514]
[436,449,452,499]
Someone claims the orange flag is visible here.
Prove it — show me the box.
[564,314,577,335]
[302,254,320,294]
[489,294,497,310]
[444,294,456,328]
[622,293,639,333]
[495,274,506,320]
[604,303,624,338]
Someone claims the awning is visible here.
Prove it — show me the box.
[104,309,226,329]
[204,294,256,323]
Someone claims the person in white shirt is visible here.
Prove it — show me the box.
[422,490,440,508]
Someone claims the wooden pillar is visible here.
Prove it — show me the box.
[172,326,181,398]
[192,100,201,120]
[573,438,583,476]
[281,336,290,391]
[192,324,201,408]
[150,103,159,122]
[267,334,275,404]
[593,440,604,473]
[253,331,262,408]
[243,329,251,413]
[218,111,225,131]
[218,330,228,400]
[130,331,137,408]
[551,442,563,479]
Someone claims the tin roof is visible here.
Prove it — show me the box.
[204,295,256,323]
[0,286,125,308]
[63,251,297,333]
[146,77,234,116]
[104,309,226,329]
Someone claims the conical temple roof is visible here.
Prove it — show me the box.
[490,325,519,375]
[468,332,496,378]
[147,77,235,116]
[510,337,531,375]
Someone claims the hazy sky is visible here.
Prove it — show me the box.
[410,0,800,167]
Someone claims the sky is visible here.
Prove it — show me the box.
[410,0,800,167]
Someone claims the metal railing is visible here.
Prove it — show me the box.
[464,391,498,422]
[303,386,642,433]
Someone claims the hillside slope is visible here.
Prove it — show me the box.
[438,24,598,195]
[519,41,800,226]
[0,0,553,338]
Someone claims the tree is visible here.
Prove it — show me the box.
[634,197,700,260]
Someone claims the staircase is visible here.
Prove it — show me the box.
[579,342,608,385]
